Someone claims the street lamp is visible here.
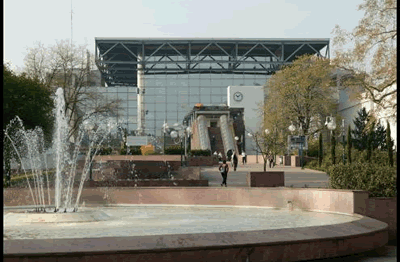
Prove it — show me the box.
[326,116,337,165]
[288,122,305,169]
[83,119,95,181]
[165,122,188,166]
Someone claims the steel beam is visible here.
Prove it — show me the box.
[284,44,305,62]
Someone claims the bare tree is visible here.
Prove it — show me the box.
[332,0,397,118]
[23,40,121,142]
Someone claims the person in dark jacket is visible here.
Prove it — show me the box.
[218,160,229,187]
[226,149,233,161]
[233,153,238,171]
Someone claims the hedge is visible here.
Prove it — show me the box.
[327,163,397,197]
[190,149,211,156]
[164,145,183,155]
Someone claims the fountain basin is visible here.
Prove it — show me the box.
[4,187,388,262]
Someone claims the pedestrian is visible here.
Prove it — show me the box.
[241,151,246,165]
[218,152,222,162]
[233,153,238,171]
[226,149,233,161]
[268,155,274,168]
[218,160,229,187]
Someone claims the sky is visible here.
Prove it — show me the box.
[4,0,366,73]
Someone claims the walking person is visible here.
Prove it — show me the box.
[268,154,274,168]
[233,153,238,171]
[218,160,229,187]
[218,152,222,162]
[241,151,246,165]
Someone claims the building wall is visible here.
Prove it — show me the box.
[227,85,266,154]
[338,86,397,149]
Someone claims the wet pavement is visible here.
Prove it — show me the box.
[200,162,397,262]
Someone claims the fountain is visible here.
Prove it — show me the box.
[3,87,115,215]
[3,88,389,261]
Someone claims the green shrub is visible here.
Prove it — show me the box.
[190,149,211,156]
[99,147,113,155]
[120,146,141,155]
[165,145,183,155]
[327,163,397,197]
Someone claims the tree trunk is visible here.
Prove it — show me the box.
[263,159,267,171]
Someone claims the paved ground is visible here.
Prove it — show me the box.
[200,162,397,262]
[201,162,330,188]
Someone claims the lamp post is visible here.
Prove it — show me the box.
[165,122,188,166]
[288,123,304,169]
[326,116,337,165]
[83,119,95,181]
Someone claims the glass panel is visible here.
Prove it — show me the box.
[128,107,137,116]
[152,96,166,103]
[117,86,128,93]
[166,95,178,104]
[128,116,137,124]
[127,86,136,93]
[118,93,128,100]
[128,93,137,100]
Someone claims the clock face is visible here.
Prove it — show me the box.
[233,92,243,102]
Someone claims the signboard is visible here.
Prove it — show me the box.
[288,135,308,150]
[126,136,148,146]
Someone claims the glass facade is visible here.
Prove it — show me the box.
[96,73,269,137]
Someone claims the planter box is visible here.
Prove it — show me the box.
[188,156,218,166]
[246,172,284,187]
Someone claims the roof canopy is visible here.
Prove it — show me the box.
[95,38,330,87]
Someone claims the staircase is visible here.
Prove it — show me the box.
[208,127,225,157]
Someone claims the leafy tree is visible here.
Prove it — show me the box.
[22,40,121,142]
[246,128,276,171]
[351,107,370,150]
[372,121,387,150]
[264,54,337,138]
[386,120,394,167]
[3,63,55,186]
[366,122,375,161]
[332,0,397,117]
[351,107,387,151]
[347,125,352,164]
[3,63,54,139]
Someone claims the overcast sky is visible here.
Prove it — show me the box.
[4,0,365,72]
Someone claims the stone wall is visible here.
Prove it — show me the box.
[358,197,397,241]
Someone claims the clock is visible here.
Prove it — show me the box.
[233,91,243,102]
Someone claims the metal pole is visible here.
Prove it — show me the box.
[180,139,183,166]
[89,148,93,181]
[300,140,303,169]
[342,125,345,164]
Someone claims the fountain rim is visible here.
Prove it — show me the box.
[4,213,388,258]
[3,203,366,218]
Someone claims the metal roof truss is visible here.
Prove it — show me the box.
[95,38,329,87]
